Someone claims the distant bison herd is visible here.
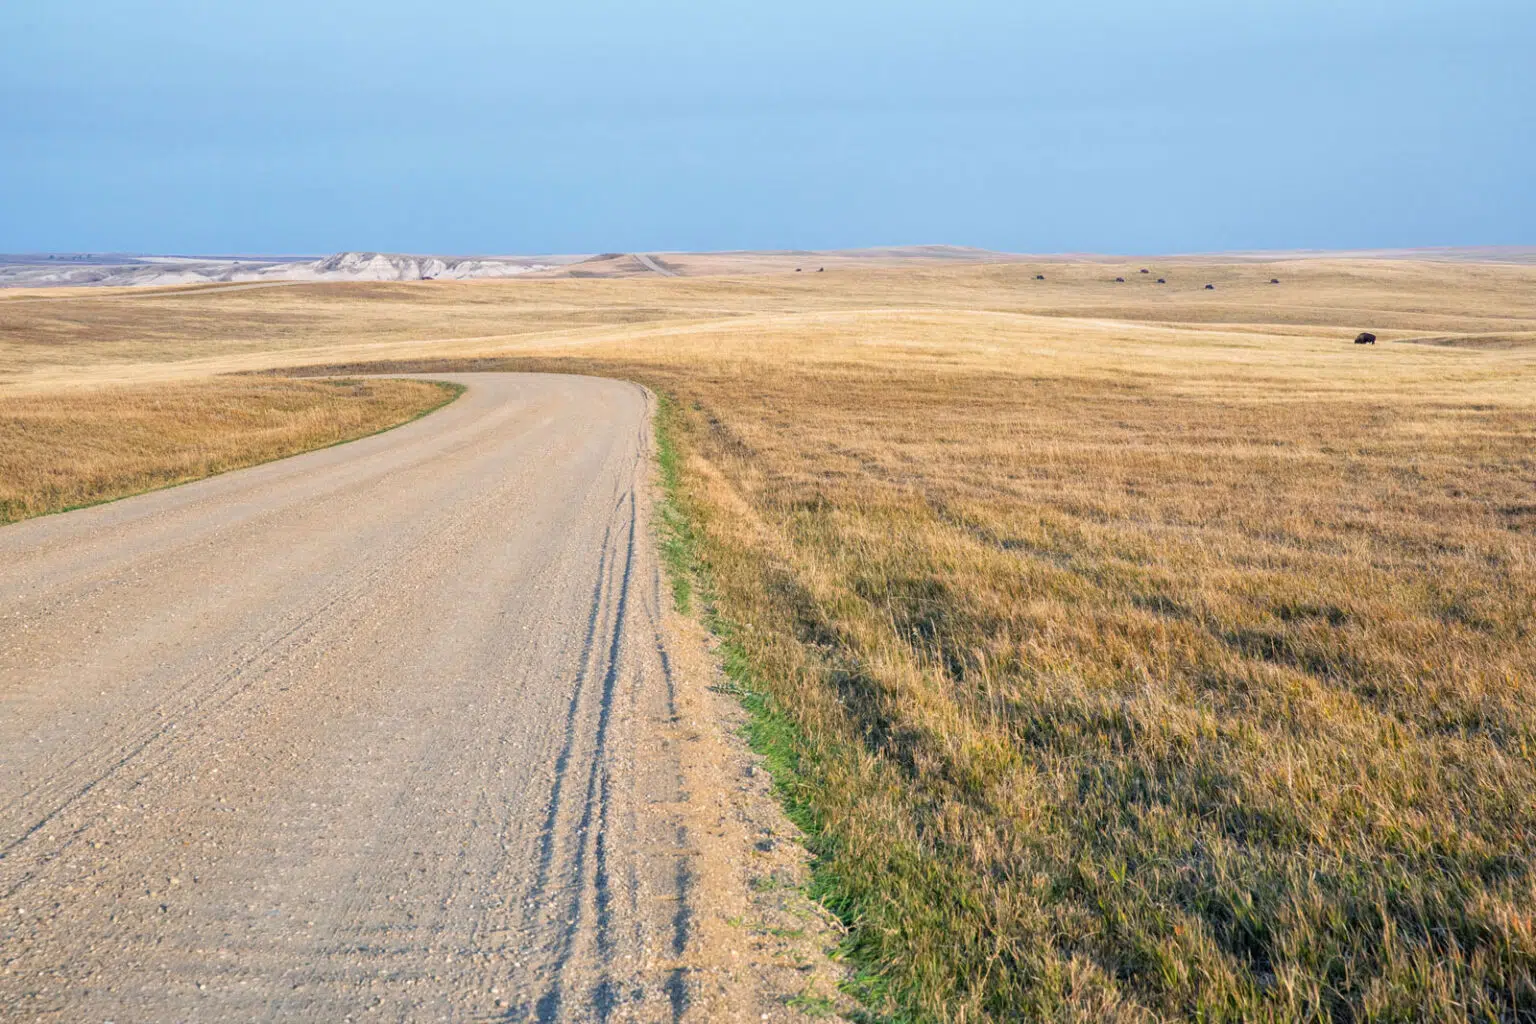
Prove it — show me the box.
[1036,272,1289,290]
[1076,273,1233,289]
[1022,271,1379,348]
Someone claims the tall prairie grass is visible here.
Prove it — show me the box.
[649,360,1536,1022]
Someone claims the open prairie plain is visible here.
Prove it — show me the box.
[3,256,1535,1021]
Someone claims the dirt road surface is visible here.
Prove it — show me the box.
[0,374,746,1022]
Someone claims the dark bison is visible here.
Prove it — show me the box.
[1115,276,1125,282]
[1270,278,1280,284]
[1035,274,1045,280]
[1156,278,1167,284]
[1355,332,1377,345]
[1204,283,1215,290]
[1140,268,1150,274]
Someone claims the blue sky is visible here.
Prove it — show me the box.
[2,1,1531,255]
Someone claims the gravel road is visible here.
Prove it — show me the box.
[631,254,678,278]
[0,374,707,1022]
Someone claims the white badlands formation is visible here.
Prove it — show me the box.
[0,251,576,288]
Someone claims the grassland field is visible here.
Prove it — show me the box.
[3,258,1534,1022]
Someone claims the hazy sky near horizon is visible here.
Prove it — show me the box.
[2,1,1532,255]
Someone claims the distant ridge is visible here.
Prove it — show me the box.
[3,245,1531,289]
[1157,246,1536,264]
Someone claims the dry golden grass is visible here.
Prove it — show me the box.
[648,355,1536,1022]
[4,258,1535,1020]
[0,377,456,523]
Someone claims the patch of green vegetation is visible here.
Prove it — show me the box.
[787,986,840,1018]
[652,394,695,614]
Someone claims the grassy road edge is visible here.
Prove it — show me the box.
[651,392,906,1023]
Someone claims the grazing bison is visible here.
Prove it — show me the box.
[1270,278,1280,284]
[1355,332,1377,345]
[1140,268,1150,274]
[1156,278,1167,284]
[1204,283,1215,290]
[1035,274,1045,280]
[1115,276,1125,282]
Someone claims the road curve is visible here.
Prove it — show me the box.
[0,374,699,1022]
[631,254,679,278]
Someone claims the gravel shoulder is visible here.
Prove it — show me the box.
[0,373,842,1023]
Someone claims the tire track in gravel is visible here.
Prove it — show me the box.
[529,487,640,1023]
